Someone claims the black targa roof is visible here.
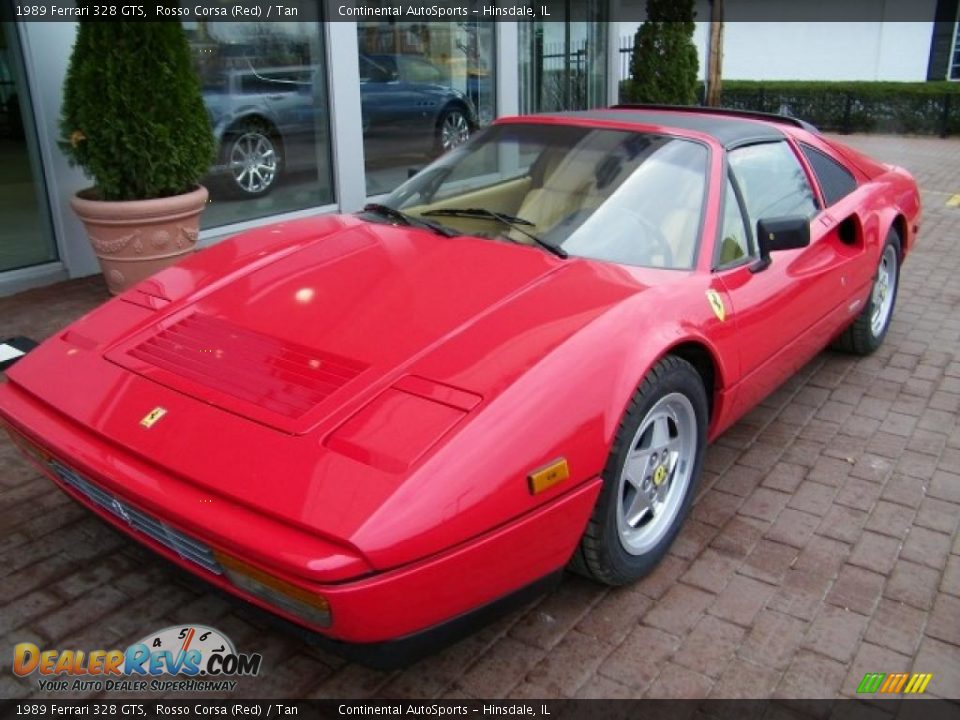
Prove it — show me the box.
[543,107,792,148]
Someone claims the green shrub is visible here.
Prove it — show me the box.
[60,21,215,201]
[719,80,960,136]
[624,0,699,105]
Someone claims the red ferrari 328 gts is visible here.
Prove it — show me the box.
[0,106,920,666]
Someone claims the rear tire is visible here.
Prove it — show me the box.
[434,106,471,155]
[571,356,708,586]
[833,229,901,356]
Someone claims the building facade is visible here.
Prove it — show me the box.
[1,1,958,296]
[620,0,959,84]
[0,5,620,296]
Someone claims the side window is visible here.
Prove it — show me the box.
[728,142,818,230]
[402,58,442,84]
[717,177,752,267]
[799,142,858,206]
[360,56,393,83]
[358,56,375,82]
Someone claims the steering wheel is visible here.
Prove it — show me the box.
[620,210,674,268]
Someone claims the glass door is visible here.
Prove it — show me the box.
[519,0,609,114]
[356,16,497,196]
[0,16,56,273]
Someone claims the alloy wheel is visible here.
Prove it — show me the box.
[439,111,470,152]
[229,131,278,195]
[870,243,898,337]
[616,392,698,555]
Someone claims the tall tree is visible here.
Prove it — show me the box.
[626,0,699,105]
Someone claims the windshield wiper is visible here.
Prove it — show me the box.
[422,207,568,259]
[362,203,459,238]
[424,207,534,225]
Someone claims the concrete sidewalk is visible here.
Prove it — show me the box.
[1,134,958,700]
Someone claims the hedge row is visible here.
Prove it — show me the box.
[716,81,960,136]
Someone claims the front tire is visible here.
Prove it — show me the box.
[572,356,708,586]
[833,229,901,355]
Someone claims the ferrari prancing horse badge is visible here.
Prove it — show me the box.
[140,407,167,429]
[705,289,726,322]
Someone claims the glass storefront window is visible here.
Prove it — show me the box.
[184,22,334,229]
[951,21,960,80]
[519,0,609,113]
[357,18,496,196]
[0,20,57,273]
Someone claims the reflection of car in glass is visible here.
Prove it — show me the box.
[204,56,476,199]
[202,65,323,199]
[466,67,494,126]
[360,54,477,157]
[0,107,920,667]
[0,48,23,139]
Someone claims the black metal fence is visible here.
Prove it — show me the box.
[535,39,588,112]
[619,35,633,84]
[719,85,959,137]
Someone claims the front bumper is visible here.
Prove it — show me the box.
[0,381,600,655]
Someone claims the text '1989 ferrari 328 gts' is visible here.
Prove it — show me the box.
[0,106,921,667]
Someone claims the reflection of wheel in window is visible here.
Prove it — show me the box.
[434,105,472,155]
[220,118,282,198]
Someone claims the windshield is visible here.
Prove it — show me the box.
[382,123,709,269]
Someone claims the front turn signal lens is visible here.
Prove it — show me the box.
[213,551,331,628]
[2,421,51,466]
[528,458,570,495]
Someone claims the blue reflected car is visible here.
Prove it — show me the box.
[203,56,477,198]
[360,54,476,156]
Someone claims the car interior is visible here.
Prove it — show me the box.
[402,128,707,270]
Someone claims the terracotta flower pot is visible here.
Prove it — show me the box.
[70,185,208,295]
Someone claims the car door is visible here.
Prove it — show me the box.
[393,56,452,152]
[714,140,852,416]
[250,69,315,157]
[359,55,421,137]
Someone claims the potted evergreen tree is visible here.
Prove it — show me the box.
[60,21,215,294]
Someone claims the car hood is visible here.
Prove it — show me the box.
[106,218,601,433]
[7,216,645,570]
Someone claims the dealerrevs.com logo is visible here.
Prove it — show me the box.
[13,625,262,693]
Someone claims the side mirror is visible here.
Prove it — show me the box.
[751,216,810,273]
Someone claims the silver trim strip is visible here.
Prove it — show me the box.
[50,460,222,575]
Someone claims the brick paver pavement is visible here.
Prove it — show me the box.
[1,135,958,700]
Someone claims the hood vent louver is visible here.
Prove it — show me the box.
[128,313,367,421]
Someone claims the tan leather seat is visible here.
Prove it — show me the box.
[511,134,705,268]
[513,133,631,240]
[514,156,597,234]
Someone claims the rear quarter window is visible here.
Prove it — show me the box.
[800,143,858,207]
